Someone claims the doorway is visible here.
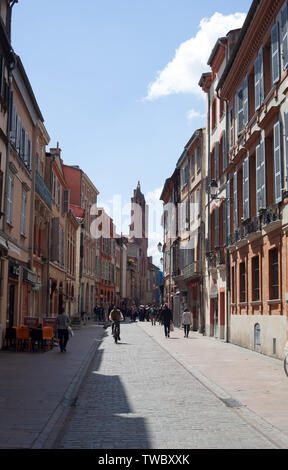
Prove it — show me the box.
[7,283,15,328]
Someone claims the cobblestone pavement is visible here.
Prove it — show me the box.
[57,322,282,449]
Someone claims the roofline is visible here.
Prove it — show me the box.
[176,128,203,168]
[207,37,227,66]
[216,0,261,92]
[15,55,44,122]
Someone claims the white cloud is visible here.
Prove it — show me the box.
[186,108,206,122]
[145,12,246,101]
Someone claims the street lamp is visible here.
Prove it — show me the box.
[157,242,163,252]
[210,180,232,202]
[210,179,218,198]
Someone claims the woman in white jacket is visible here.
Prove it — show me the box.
[181,308,193,338]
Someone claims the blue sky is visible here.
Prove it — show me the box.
[12,0,252,265]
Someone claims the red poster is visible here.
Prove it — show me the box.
[24,317,39,328]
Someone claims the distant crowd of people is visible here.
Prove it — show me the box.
[92,303,194,339]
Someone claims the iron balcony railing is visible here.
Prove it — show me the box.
[228,204,281,246]
[35,172,52,209]
[182,262,200,279]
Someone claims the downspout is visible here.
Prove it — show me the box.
[199,130,205,335]
[3,53,16,236]
[217,40,230,344]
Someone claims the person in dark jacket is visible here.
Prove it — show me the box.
[160,304,172,338]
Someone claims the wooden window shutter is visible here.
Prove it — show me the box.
[284,111,288,187]
[259,48,265,105]
[0,56,5,98]
[222,130,227,171]
[256,139,266,213]
[243,75,249,126]
[254,49,264,111]
[281,3,288,70]
[214,206,220,248]
[215,141,220,180]
[273,120,282,203]
[226,180,231,243]
[237,86,244,135]
[271,22,280,84]
[51,217,60,262]
[233,171,238,230]
[10,103,17,144]
[63,189,70,214]
[230,106,234,150]
[16,115,21,153]
[243,154,250,221]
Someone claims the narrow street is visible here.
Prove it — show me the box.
[57,321,288,449]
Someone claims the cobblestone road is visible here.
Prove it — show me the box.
[57,322,278,449]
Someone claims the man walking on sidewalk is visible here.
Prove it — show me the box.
[56,309,71,352]
[160,304,172,338]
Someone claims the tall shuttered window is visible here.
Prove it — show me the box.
[271,22,280,84]
[252,256,260,301]
[6,172,14,225]
[20,186,27,236]
[256,139,266,214]
[240,262,246,303]
[243,154,250,221]
[273,121,282,204]
[254,48,264,111]
[281,2,288,70]
[270,248,279,300]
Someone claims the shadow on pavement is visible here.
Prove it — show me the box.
[59,348,151,449]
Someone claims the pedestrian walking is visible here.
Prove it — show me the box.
[56,309,71,352]
[160,304,172,338]
[150,305,157,325]
[181,307,193,338]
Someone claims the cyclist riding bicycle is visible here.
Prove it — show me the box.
[109,306,124,340]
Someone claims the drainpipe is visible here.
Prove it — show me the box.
[217,40,231,343]
[199,130,205,335]
[3,54,16,236]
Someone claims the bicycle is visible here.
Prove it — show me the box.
[112,321,121,343]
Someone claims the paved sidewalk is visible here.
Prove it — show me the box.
[0,323,106,449]
[137,321,288,441]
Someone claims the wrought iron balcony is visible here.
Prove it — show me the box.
[227,204,281,247]
[35,172,52,209]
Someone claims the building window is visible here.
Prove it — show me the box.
[20,186,27,236]
[240,262,246,302]
[231,266,235,303]
[212,97,217,131]
[6,172,14,225]
[252,256,260,301]
[270,248,279,299]
[229,106,234,149]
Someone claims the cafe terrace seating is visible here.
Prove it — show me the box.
[4,324,55,352]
